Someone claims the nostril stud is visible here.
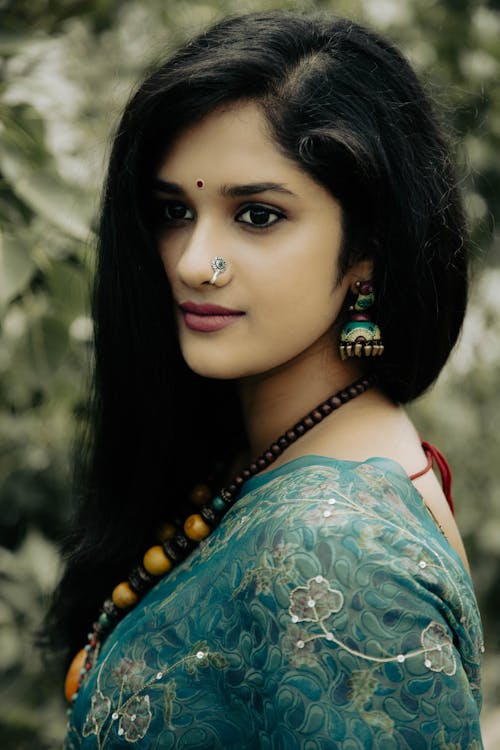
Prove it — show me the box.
[196,179,205,188]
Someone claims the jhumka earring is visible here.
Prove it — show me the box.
[339,280,384,360]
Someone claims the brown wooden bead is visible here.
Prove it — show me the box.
[286,430,297,442]
[278,437,288,449]
[311,410,323,423]
[157,522,176,542]
[184,514,211,542]
[339,390,349,402]
[270,443,282,456]
[303,416,314,429]
[112,581,138,609]
[294,424,306,436]
[320,403,332,416]
[242,468,252,479]
[143,545,173,576]
[330,396,342,408]
[190,483,212,506]
[249,463,259,474]
[65,648,87,702]
[264,451,274,463]
[349,386,358,397]
[257,457,267,469]
[235,476,244,486]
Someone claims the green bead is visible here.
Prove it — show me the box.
[211,495,226,512]
[98,612,109,628]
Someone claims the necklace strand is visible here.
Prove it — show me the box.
[64,373,375,707]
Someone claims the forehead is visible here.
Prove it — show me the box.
[157,102,296,183]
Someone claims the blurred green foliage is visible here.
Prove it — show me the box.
[0,0,499,746]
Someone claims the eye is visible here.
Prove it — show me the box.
[236,204,285,228]
[156,200,194,225]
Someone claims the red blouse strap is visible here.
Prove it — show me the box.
[409,440,454,515]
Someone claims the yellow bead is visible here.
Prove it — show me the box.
[189,483,211,506]
[64,648,86,703]
[143,545,173,576]
[157,522,176,542]
[184,513,210,542]
[112,581,138,609]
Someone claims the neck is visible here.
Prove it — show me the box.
[238,331,364,459]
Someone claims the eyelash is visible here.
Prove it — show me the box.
[154,200,286,230]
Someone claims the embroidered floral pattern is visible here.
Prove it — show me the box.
[117,695,152,741]
[82,690,111,738]
[111,658,146,692]
[66,459,483,749]
[282,623,318,667]
[289,575,343,622]
[422,621,457,676]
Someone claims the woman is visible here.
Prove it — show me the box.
[52,11,483,748]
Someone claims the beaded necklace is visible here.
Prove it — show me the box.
[64,374,375,707]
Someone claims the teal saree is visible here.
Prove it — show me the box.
[65,455,484,749]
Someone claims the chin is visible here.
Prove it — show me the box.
[179,345,277,381]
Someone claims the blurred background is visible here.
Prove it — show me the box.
[0,0,498,747]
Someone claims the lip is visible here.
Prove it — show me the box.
[179,301,245,333]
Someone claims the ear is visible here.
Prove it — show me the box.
[346,258,374,293]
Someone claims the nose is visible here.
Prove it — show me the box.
[175,218,232,288]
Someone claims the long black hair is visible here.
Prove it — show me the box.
[46,11,468,664]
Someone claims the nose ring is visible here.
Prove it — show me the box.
[209,256,227,285]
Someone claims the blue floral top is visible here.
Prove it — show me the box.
[65,455,484,749]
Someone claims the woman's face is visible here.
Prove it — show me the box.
[155,102,362,380]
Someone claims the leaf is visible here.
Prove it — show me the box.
[27,314,69,375]
[45,260,89,322]
[0,229,36,309]
[163,680,176,728]
[0,143,92,241]
[208,652,228,669]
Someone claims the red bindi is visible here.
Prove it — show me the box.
[196,179,205,188]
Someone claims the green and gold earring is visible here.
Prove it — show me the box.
[339,281,384,360]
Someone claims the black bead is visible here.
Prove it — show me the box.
[162,539,182,564]
[242,469,252,480]
[303,416,314,429]
[103,599,119,620]
[173,531,192,556]
[200,505,218,526]
[128,565,154,594]
[278,437,288,449]
[221,488,234,504]
[311,409,323,423]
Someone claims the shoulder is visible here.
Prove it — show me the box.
[233,458,483,676]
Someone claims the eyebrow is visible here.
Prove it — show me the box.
[152,178,296,198]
